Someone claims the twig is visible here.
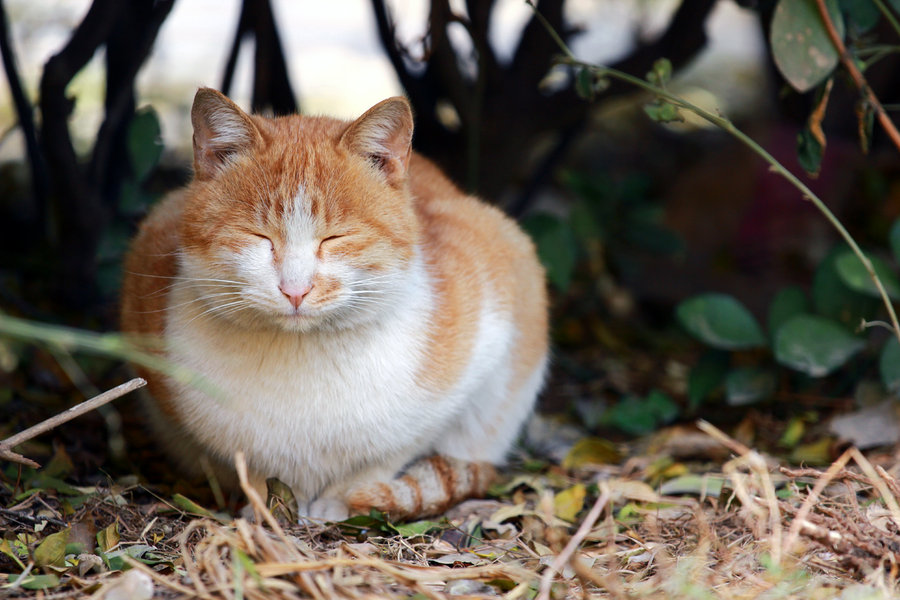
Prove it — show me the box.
[814,0,900,152]
[536,484,611,600]
[782,447,853,555]
[234,450,303,562]
[0,378,145,467]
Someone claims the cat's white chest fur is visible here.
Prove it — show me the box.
[163,254,476,501]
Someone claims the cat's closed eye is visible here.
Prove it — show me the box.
[251,233,275,253]
[319,235,345,252]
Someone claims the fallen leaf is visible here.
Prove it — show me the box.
[33,528,69,568]
[554,484,586,522]
[562,437,622,470]
[96,521,119,553]
[607,480,660,503]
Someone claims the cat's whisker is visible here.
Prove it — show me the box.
[126,271,248,286]
[183,299,255,326]
[141,282,245,298]
[149,291,246,313]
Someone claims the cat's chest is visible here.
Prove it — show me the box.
[166,297,430,413]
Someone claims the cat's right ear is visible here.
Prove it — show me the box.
[191,88,262,180]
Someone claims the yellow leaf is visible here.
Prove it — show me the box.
[554,484,586,522]
[97,521,120,553]
[779,416,806,448]
[34,528,69,567]
[790,437,833,466]
[607,480,660,504]
[562,438,622,470]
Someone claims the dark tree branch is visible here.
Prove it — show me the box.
[221,0,297,115]
[0,0,49,222]
[39,0,119,254]
[90,0,174,207]
[371,0,719,206]
[610,0,718,79]
[38,0,175,306]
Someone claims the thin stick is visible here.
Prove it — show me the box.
[536,484,611,600]
[814,0,900,153]
[0,377,146,467]
[234,451,303,563]
[782,447,853,555]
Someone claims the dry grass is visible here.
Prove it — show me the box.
[4,422,900,599]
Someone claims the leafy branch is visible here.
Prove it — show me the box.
[526,0,900,347]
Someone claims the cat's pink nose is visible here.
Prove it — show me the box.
[279,281,312,309]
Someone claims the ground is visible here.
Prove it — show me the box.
[3,346,900,599]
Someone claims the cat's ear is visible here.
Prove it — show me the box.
[341,97,413,185]
[191,87,262,180]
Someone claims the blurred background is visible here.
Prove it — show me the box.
[3,0,900,477]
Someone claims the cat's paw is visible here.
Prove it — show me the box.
[305,497,350,522]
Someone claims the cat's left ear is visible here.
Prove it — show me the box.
[191,87,263,180]
[341,97,413,186]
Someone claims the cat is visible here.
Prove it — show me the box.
[120,88,548,521]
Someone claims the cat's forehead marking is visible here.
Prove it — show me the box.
[284,183,316,244]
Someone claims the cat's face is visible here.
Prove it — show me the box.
[178,89,419,332]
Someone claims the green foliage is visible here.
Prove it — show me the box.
[839,0,880,32]
[128,107,163,182]
[770,0,844,92]
[767,286,809,336]
[796,121,825,175]
[687,350,729,411]
[725,366,778,406]
[834,251,900,299]
[523,171,681,293]
[97,106,165,297]
[880,337,900,392]
[680,219,900,406]
[522,214,577,292]
[676,294,767,350]
[774,314,865,376]
[601,390,678,436]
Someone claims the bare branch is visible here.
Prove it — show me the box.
[0,378,146,468]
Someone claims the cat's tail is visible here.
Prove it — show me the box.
[346,456,496,520]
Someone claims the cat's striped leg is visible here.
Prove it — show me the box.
[345,456,496,520]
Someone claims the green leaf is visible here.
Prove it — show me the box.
[575,67,595,101]
[889,219,900,264]
[768,286,809,337]
[8,573,60,590]
[725,367,777,406]
[774,314,865,376]
[770,0,844,93]
[676,293,767,350]
[687,350,729,411]
[646,58,673,87]
[33,528,69,567]
[391,520,444,537]
[839,0,880,31]
[780,416,807,448]
[813,245,879,328]
[128,106,163,182]
[643,101,683,124]
[602,390,678,436]
[797,125,824,176]
[834,250,900,300]
[521,214,578,292]
[171,493,230,523]
[880,337,900,393]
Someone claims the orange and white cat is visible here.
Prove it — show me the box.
[120,88,548,520]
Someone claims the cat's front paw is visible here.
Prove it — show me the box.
[305,497,350,522]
